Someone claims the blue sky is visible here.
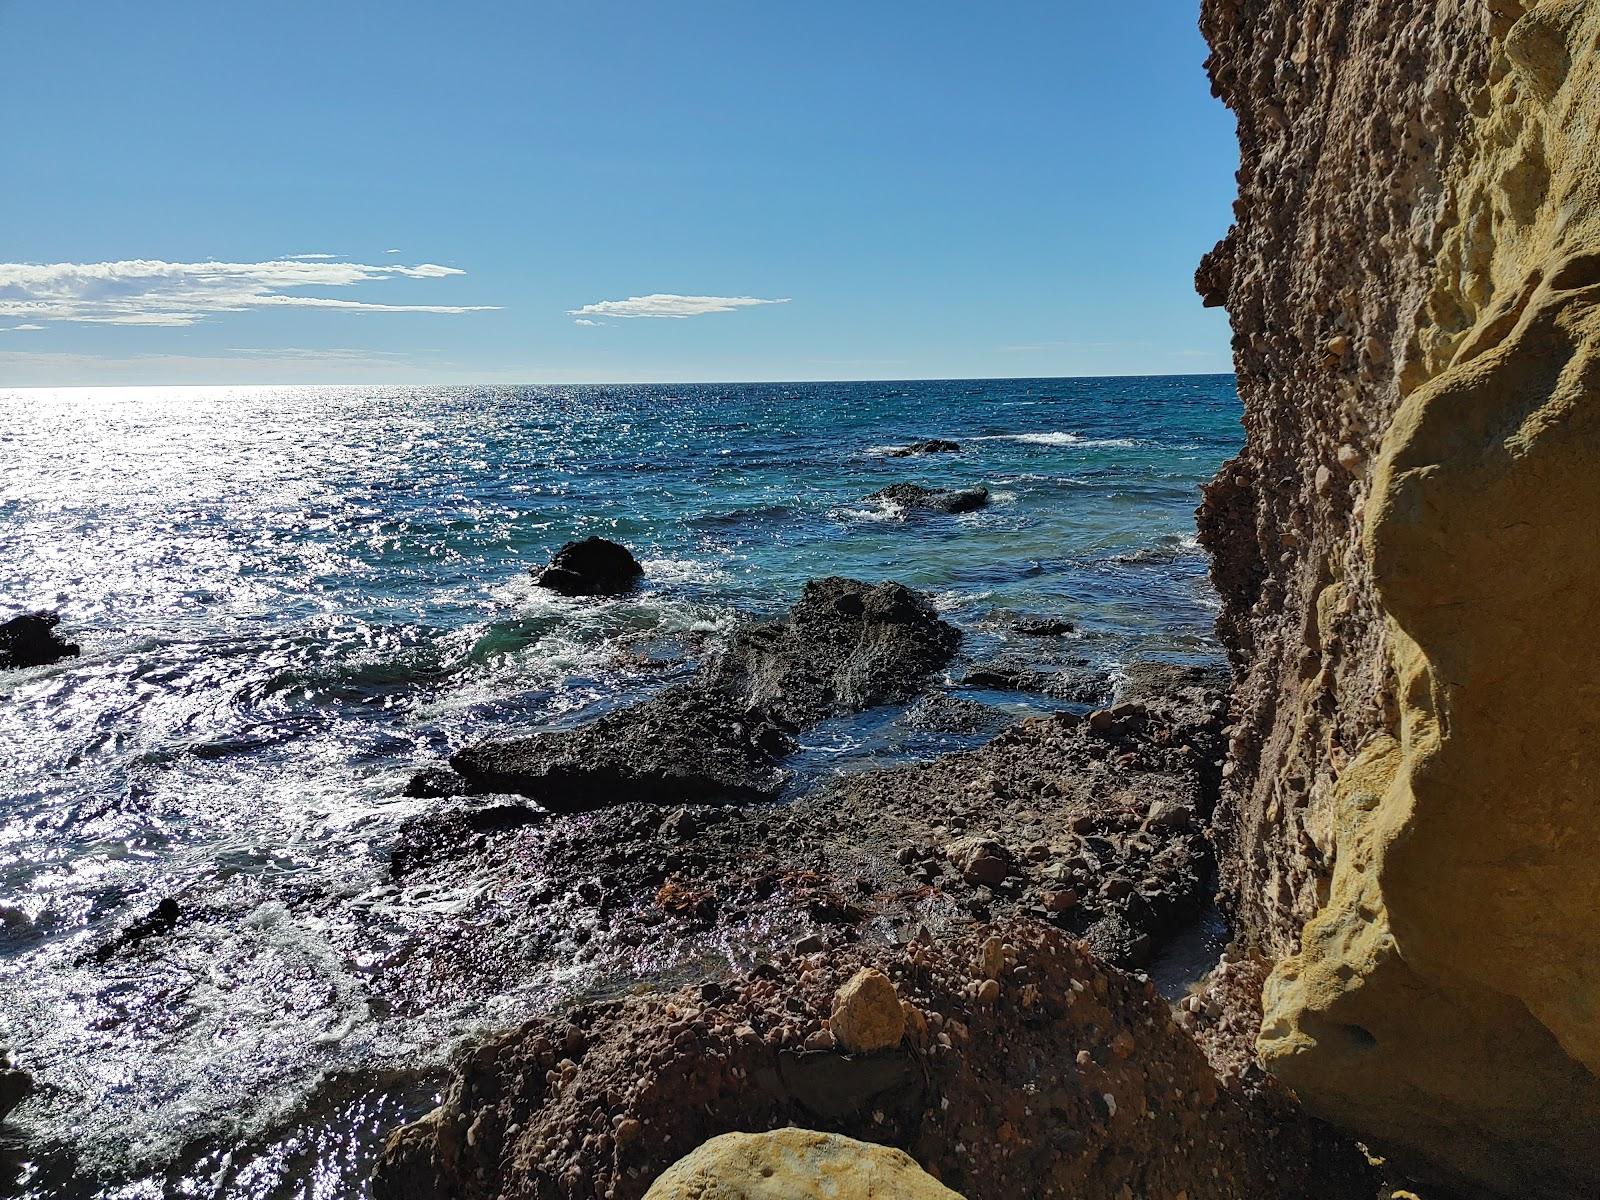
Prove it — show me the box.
[0,2,1238,385]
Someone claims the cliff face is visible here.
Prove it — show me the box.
[1198,0,1600,1195]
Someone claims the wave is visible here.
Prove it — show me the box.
[974,432,1141,448]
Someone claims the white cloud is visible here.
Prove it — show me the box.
[4,323,45,332]
[0,258,498,328]
[573,318,604,327]
[567,293,789,320]
[385,248,402,254]
[285,252,341,260]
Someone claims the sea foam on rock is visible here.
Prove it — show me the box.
[533,536,644,597]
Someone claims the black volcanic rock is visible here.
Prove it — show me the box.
[867,483,988,514]
[533,537,644,597]
[0,612,79,670]
[886,438,960,457]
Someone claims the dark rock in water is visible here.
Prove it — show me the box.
[404,766,472,799]
[0,1066,30,1125]
[86,896,181,964]
[903,693,1011,736]
[886,438,960,457]
[533,536,643,597]
[866,483,988,514]
[708,577,962,727]
[409,578,960,813]
[961,659,1106,704]
[0,611,79,670]
[390,798,547,875]
[448,685,795,811]
[1004,620,1081,640]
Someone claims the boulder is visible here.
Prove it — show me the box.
[644,1130,963,1200]
[867,483,988,514]
[0,611,79,670]
[886,438,961,457]
[829,968,906,1053]
[533,537,643,596]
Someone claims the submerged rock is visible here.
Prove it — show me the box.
[533,536,644,596]
[0,611,79,670]
[645,1130,964,1200]
[886,438,961,457]
[867,483,989,514]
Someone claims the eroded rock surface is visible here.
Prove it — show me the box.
[1199,0,1600,1193]
[371,922,1374,1200]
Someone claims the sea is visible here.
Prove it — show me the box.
[0,375,1239,1198]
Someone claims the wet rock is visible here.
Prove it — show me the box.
[447,685,793,811]
[709,577,961,727]
[867,483,989,514]
[829,968,906,1053]
[86,896,181,964]
[961,659,1105,702]
[533,536,644,597]
[389,798,547,875]
[0,1065,30,1124]
[644,1130,963,1200]
[886,438,961,458]
[903,693,1012,736]
[0,611,79,670]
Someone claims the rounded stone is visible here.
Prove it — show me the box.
[643,1129,965,1200]
[829,967,906,1053]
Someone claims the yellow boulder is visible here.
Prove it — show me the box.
[643,1129,964,1200]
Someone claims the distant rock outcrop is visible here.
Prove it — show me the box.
[867,483,988,514]
[886,438,961,457]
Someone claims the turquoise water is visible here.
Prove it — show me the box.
[0,375,1238,1196]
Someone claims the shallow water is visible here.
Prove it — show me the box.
[0,375,1239,1196]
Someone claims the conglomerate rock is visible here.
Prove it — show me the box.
[370,921,1374,1200]
[1198,0,1600,1193]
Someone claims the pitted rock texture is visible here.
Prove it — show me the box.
[643,1130,965,1200]
[370,922,1374,1200]
[1200,0,1600,1194]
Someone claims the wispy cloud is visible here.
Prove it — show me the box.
[567,293,789,321]
[0,258,498,328]
[573,318,604,327]
[285,252,341,260]
[3,323,45,332]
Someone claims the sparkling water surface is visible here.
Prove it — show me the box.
[0,376,1238,1197]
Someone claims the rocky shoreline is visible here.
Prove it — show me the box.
[364,562,1397,1198]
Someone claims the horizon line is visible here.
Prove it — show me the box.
[0,369,1238,391]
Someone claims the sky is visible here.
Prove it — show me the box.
[0,2,1239,386]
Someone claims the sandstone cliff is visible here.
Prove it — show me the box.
[1197,0,1600,1194]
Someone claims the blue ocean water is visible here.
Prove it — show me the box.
[0,375,1238,1196]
